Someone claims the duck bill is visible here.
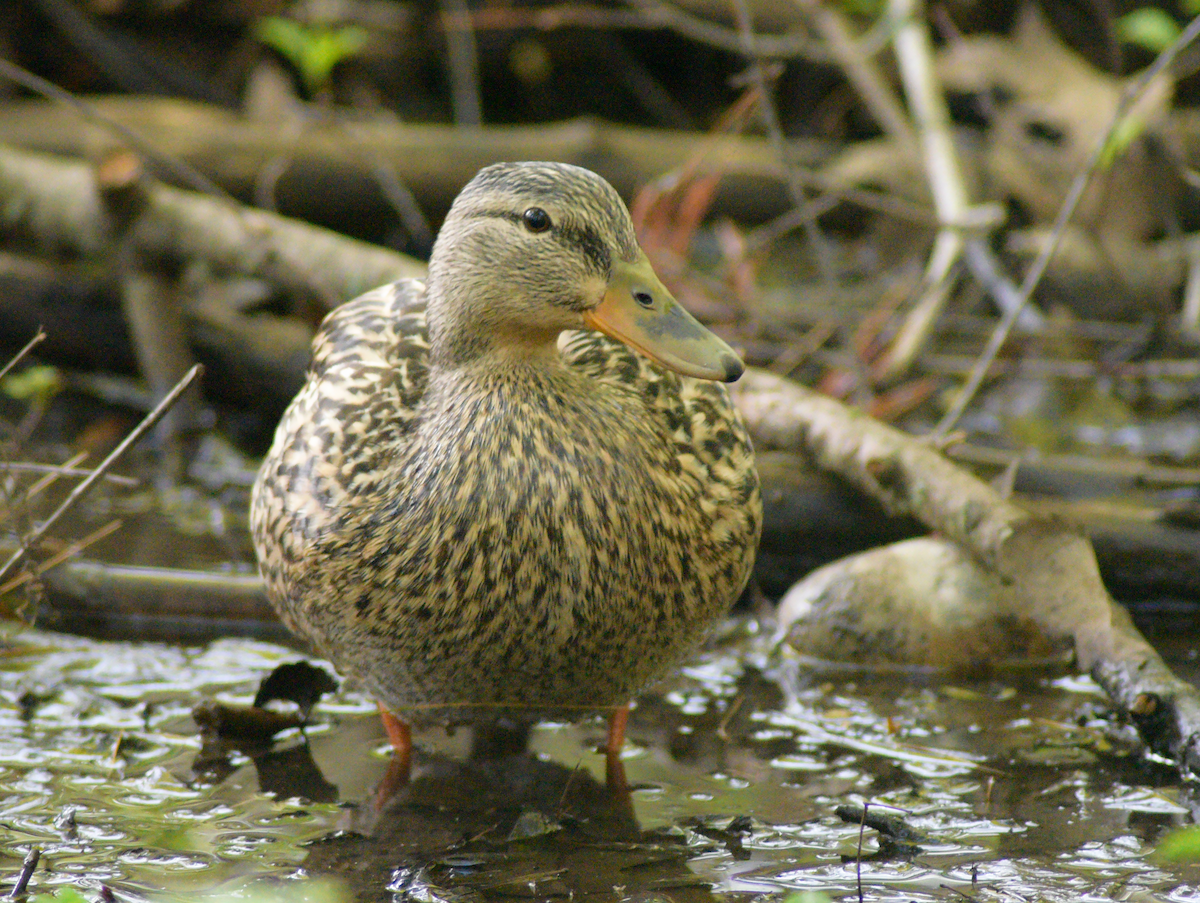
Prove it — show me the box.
[582,256,744,382]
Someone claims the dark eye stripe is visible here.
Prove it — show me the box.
[555,222,611,276]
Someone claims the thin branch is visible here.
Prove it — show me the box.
[922,352,1200,382]
[0,364,202,589]
[961,238,1041,331]
[0,56,235,203]
[856,802,866,903]
[23,451,88,502]
[440,0,483,125]
[871,0,1040,384]
[619,0,828,61]
[0,330,45,382]
[0,518,123,597]
[934,13,1200,436]
[890,0,965,227]
[729,0,834,283]
[1182,234,1200,337]
[0,463,136,487]
[366,155,434,253]
[793,0,915,150]
[945,443,1200,488]
[874,0,1024,381]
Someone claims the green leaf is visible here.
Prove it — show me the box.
[1,364,62,402]
[29,889,90,903]
[304,26,369,94]
[253,17,368,95]
[1116,9,1181,52]
[1098,113,1149,169]
[838,0,884,16]
[255,17,311,70]
[1156,824,1200,862]
[781,892,833,903]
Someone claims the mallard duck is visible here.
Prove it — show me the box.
[250,161,761,788]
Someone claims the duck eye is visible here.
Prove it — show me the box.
[522,207,552,233]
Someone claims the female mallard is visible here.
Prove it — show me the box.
[250,162,761,787]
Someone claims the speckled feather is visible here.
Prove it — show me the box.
[250,163,761,727]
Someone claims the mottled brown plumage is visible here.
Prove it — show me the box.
[250,162,761,745]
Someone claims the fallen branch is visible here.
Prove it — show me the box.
[0,96,802,227]
[33,559,278,641]
[734,367,1200,775]
[0,145,425,307]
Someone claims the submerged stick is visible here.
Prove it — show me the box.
[0,364,202,589]
[7,848,39,898]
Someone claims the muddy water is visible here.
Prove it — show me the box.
[3,619,1200,902]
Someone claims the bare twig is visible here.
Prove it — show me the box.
[0,56,235,203]
[23,451,88,502]
[599,33,696,129]
[856,802,866,902]
[945,443,1200,487]
[729,0,834,282]
[793,0,915,150]
[746,183,934,254]
[318,114,433,252]
[440,0,483,125]
[961,239,1036,330]
[875,0,1027,382]
[620,0,828,60]
[875,234,962,379]
[934,13,1200,436]
[1182,234,1200,337]
[715,693,744,740]
[0,518,123,597]
[921,352,1200,382]
[0,330,45,383]
[366,156,434,253]
[0,463,137,488]
[0,364,202,589]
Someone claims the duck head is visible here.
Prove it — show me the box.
[425,161,744,382]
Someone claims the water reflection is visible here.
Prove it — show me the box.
[3,625,1200,901]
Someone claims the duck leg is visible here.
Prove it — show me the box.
[373,704,413,809]
[605,704,630,790]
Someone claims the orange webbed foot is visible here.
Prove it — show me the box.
[374,703,412,810]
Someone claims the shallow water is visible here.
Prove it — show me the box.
[2,619,1200,902]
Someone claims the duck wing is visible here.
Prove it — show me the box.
[252,280,429,565]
